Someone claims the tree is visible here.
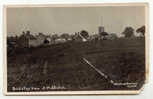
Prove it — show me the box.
[99,32,108,37]
[108,33,118,39]
[44,39,50,44]
[26,30,30,35]
[136,25,145,36]
[122,27,134,38]
[80,30,89,39]
[99,32,108,40]
[51,34,59,44]
[60,33,70,40]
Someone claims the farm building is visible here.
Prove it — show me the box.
[17,31,52,48]
[54,38,66,44]
[107,33,118,40]
[72,32,87,42]
[29,33,46,47]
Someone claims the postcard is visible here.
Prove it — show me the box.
[3,3,149,95]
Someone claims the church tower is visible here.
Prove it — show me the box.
[98,16,105,33]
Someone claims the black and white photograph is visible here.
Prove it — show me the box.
[3,3,148,95]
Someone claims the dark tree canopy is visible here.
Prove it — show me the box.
[80,30,89,39]
[52,34,58,40]
[26,30,30,35]
[44,39,50,44]
[136,25,145,36]
[109,33,118,39]
[122,27,134,38]
[60,33,70,40]
[99,32,108,37]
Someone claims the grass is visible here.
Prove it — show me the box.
[7,37,145,92]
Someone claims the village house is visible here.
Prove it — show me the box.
[17,31,52,48]
[17,30,90,48]
[72,32,87,42]
[107,33,118,40]
[29,33,46,47]
[88,34,100,41]
[54,38,66,44]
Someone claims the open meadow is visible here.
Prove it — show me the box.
[7,37,145,92]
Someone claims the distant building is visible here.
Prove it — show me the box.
[78,32,87,42]
[98,26,105,34]
[72,32,87,42]
[88,34,100,41]
[98,26,110,40]
[29,33,54,47]
[54,38,66,44]
[17,31,53,48]
[30,33,46,47]
[107,33,118,40]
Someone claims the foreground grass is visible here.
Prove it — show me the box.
[7,37,145,92]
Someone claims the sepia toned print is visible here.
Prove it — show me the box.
[4,3,149,95]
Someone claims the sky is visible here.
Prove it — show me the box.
[7,6,145,36]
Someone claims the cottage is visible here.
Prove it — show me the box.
[17,31,50,48]
[54,38,66,44]
[72,32,87,42]
[29,33,53,47]
[107,33,118,40]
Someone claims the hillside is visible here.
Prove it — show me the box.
[7,37,145,91]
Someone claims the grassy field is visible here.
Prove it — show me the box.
[7,37,145,92]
